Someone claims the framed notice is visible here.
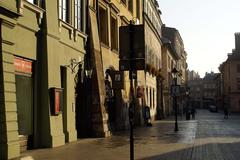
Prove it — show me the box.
[49,88,63,115]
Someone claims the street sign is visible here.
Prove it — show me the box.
[171,85,180,97]
[110,71,124,89]
[119,24,145,71]
[119,59,145,71]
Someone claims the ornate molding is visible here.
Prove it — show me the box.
[18,0,45,25]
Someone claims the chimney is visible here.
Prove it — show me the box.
[235,32,240,52]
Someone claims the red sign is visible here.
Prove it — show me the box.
[14,57,32,74]
[55,91,60,114]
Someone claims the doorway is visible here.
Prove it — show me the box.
[16,74,33,152]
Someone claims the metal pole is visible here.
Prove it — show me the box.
[129,20,134,160]
[174,77,179,132]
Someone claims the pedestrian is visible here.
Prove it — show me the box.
[224,108,229,119]
[191,107,196,120]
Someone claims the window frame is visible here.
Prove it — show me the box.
[128,0,133,13]
[99,5,109,46]
[110,14,118,51]
[74,0,84,31]
[59,0,70,23]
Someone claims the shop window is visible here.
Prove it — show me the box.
[128,0,133,13]
[75,0,84,31]
[59,0,70,23]
[99,6,109,45]
[111,15,118,51]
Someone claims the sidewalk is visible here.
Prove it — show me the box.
[21,117,197,160]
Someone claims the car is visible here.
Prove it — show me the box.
[209,105,218,112]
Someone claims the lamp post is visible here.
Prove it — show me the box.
[171,68,179,132]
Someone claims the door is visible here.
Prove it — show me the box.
[16,75,33,137]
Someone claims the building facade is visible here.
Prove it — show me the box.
[188,78,203,108]
[202,72,220,108]
[161,26,188,116]
[84,0,144,132]
[219,33,240,112]
[161,37,177,116]
[188,70,200,81]
[0,0,87,159]
[188,72,220,109]
[142,0,163,121]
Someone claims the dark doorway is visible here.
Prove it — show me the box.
[60,66,67,142]
[105,70,115,130]
[16,74,33,151]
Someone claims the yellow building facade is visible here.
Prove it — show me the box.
[0,0,87,159]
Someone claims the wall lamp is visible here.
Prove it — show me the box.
[65,57,93,78]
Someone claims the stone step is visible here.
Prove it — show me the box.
[19,135,28,153]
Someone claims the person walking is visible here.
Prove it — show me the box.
[191,107,196,120]
[224,107,229,119]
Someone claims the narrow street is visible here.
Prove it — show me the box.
[21,110,240,160]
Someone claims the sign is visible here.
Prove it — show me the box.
[14,57,32,74]
[119,59,145,71]
[50,88,63,115]
[171,85,180,97]
[119,24,145,71]
[110,71,124,89]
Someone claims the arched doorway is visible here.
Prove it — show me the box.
[104,68,115,130]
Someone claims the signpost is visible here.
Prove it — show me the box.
[119,21,145,160]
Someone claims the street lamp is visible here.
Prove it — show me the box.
[171,67,179,132]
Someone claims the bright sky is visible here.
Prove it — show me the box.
[158,0,240,77]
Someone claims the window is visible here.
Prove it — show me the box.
[237,64,240,72]
[99,6,109,45]
[153,89,155,108]
[128,0,133,13]
[90,0,96,9]
[136,0,140,19]
[27,0,43,6]
[111,15,118,51]
[146,87,148,105]
[150,88,152,108]
[27,0,35,4]
[59,0,70,23]
[75,0,83,31]
[237,77,240,90]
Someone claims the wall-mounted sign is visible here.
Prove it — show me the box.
[50,88,63,115]
[110,71,124,89]
[14,57,32,74]
[171,85,180,97]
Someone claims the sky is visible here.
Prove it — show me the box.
[158,0,240,77]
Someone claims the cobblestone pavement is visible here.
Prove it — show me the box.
[21,110,240,160]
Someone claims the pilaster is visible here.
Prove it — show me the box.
[0,19,20,160]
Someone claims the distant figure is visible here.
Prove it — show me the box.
[191,107,196,120]
[224,108,229,119]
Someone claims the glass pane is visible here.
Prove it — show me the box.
[27,0,34,4]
